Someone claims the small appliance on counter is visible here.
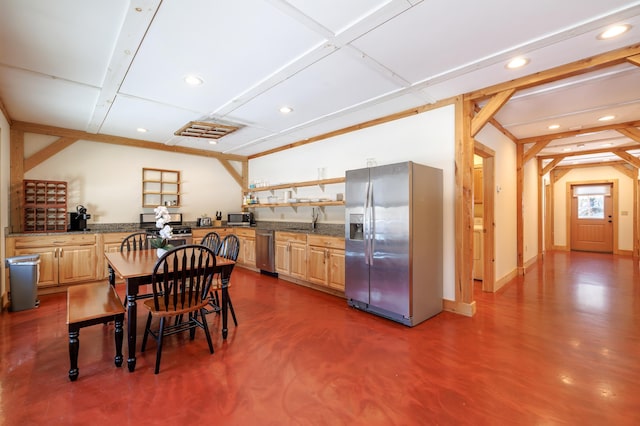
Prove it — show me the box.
[197,216,212,227]
[227,212,255,227]
[68,205,91,231]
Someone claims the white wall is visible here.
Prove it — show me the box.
[475,124,518,284]
[23,138,244,224]
[551,166,634,251]
[250,105,457,300]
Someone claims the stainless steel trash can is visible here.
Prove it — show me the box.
[5,254,40,312]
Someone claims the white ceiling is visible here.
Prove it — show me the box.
[0,0,639,164]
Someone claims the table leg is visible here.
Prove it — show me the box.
[114,314,124,367]
[126,293,137,372]
[68,327,79,381]
[220,273,229,339]
[108,264,115,287]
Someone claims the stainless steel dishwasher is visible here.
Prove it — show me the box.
[255,229,277,275]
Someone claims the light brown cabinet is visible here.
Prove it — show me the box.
[474,167,483,204]
[23,180,67,233]
[275,232,307,279]
[307,235,345,291]
[8,235,97,288]
[235,228,256,269]
[99,232,133,280]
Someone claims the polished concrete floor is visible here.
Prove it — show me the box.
[0,251,639,425]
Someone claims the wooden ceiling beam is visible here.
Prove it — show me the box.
[523,140,551,164]
[517,119,640,145]
[613,149,640,169]
[538,144,640,161]
[617,127,640,143]
[467,43,640,101]
[540,156,565,176]
[11,121,247,162]
[470,89,515,137]
[473,104,519,143]
[24,137,78,172]
[627,54,640,67]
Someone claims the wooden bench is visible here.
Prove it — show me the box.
[66,282,125,381]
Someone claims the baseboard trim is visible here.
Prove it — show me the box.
[495,268,518,292]
[443,299,476,317]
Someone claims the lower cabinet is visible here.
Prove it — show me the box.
[307,235,345,292]
[275,232,307,280]
[8,235,98,288]
[235,228,256,269]
[192,227,234,245]
[99,232,133,280]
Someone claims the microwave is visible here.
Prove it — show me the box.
[228,212,254,226]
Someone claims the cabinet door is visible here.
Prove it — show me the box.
[14,247,58,287]
[275,240,289,274]
[289,242,307,279]
[58,245,97,284]
[307,246,328,286]
[243,237,256,267]
[103,242,123,279]
[327,249,345,291]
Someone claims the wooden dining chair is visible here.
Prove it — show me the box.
[140,245,217,374]
[208,234,240,326]
[200,231,221,254]
[120,232,151,252]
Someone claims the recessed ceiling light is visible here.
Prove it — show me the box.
[563,147,572,152]
[506,57,529,69]
[548,124,560,130]
[602,142,614,147]
[209,140,217,145]
[598,115,615,122]
[136,127,148,133]
[597,24,631,40]
[576,143,585,148]
[279,106,293,114]
[184,74,204,86]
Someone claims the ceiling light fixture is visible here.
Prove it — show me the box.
[563,147,572,152]
[602,142,614,147]
[548,124,560,130]
[209,140,217,145]
[136,127,148,133]
[279,106,293,114]
[506,57,529,69]
[576,143,585,148]
[184,74,204,86]
[598,115,615,122]
[597,24,631,40]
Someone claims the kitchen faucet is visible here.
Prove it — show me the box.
[311,207,319,230]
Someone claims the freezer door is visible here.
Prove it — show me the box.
[369,162,410,317]
[345,167,370,304]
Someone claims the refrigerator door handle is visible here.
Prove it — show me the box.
[364,181,370,265]
[367,180,374,265]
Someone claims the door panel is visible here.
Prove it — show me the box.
[370,163,410,316]
[570,184,613,253]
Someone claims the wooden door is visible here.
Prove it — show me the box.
[570,184,613,253]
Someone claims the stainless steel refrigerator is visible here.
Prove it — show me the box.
[345,161,443,326]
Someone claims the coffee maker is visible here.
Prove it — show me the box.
[68,205,91,231]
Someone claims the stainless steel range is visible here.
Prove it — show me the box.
[140,213,193,245]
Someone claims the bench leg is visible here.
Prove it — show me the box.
[68,327,80,381]
[114,314,124,367]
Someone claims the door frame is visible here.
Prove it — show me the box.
[565,179,618,254]
[474,141,495,292]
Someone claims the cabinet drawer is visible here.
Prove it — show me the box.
[307,235,344,249]
[234,228,255,238]
[14,234,96,249]
[275,232,307,243]
[102,232,136,244]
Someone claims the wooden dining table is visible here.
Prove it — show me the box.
[105,248,235,372]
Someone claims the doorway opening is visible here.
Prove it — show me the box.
[473,142,495,292]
